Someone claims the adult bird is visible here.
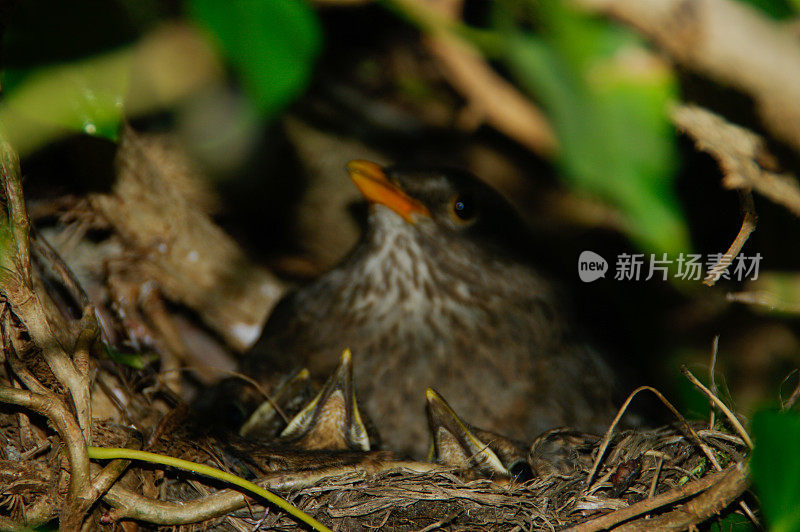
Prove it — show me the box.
[241,160,618,456]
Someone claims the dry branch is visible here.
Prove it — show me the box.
[1,140,95,507]
[702,191,756,287]
[567,463,747,532]
[88,128,286,351]
[670,104,800,216]
[784,372,800,410]
[425,34,558,156]
[586,385,720,488]
[614,462,749,531]
[0,386,90,527]
[681,366,753,449]
[575,0,800,153]
[392,0,558,156]
[101,461,439,526]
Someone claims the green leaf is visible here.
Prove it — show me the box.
[0,0,138,110]
[0,49,130,152]
[187,0,321,118]
[104,344,158,370]
[499,1,689,254]
[710,511,757,532]
[751,409,800,532]
[737,0,796,18]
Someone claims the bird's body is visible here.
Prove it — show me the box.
[244,162,618,456]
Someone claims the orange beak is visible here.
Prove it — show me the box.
[346,160,431,223]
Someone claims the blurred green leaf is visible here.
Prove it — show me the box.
[499,1,688,254]
[710,511,757,532]
[1,26,224,157]
[0,50,130,151]
[187,0,321,118]
[737,0,797,18]
[104,344,158,370]
[735,272,800,316]
[751,409,800,532]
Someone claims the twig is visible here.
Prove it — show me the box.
[415,510,462,532]
[0,140,104,528]
[1,137,31,278]
[100,457,440,526]
[669,106,763,287]
[89,127,285,351]
[781,370,800,410]
[0,387,91,510]
[648,456,663,499]
[387,0,558,156]
[681,366,753,449]
[30,231,91,309]
[708,336,719,428]
[703,191,757,286]
[576,0,800,153]
[567,464,745,532]
[0,139,94,445]
[586,386,720,488]
[139,287,187,393]
[696,429,745,447]
[77,436,143,532]
[671,104,800,217]
[89,446,332,532]
[613,462,750,531]
[680,368,758,527]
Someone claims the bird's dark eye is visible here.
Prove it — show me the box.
[509,460,534,482]
[450,194,476,222]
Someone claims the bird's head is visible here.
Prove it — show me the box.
[346,160,526,255]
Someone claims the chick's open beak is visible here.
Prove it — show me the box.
[346,160,431,223]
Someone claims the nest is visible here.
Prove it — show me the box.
[0,133,753,531]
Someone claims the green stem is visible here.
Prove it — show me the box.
[88,446,331,532]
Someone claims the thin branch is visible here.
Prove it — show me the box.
[0,386,91,502]
[1,137,31,278]
[73,437,142,532]
[100,458,440,526]
[708,336,720,428]
[567,464,745,532]
[671,104,800,217]
[648,456,663,499]
[681,366,753,449]
[90,127,285,352]
[139,288,186,393]
[614,462,750,532]
[0,139,93,444]
[782,370,800,410]
[586,385,720,488]
[31,232,91,309]
[387,0,558,156]
[576,0,800,153]
[703,191,757,286]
